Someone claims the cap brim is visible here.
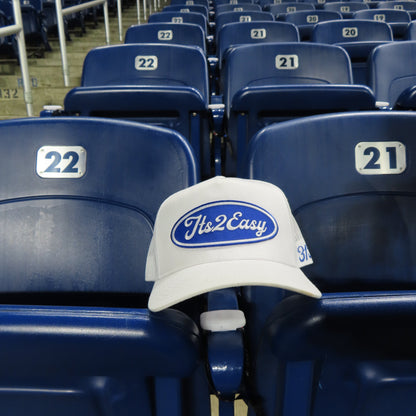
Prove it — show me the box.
[148,260,321,312]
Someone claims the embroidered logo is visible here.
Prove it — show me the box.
[171,200,278,248]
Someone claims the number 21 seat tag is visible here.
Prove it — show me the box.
[36,146,87,178]
[355,141,406,175]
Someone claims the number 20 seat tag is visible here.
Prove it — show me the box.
[36,146,87,178]
[355,141,406,175]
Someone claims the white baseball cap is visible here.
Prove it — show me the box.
[146,176,321,312]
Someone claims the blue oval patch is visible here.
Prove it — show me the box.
[171,200,278,248]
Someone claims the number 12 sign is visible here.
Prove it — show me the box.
[355,141,406,175]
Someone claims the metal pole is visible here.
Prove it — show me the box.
[12,0,33,116]
[103,0,110,44]
[55,0,70,87]
[117,0,122,41]
[136,0,140,24]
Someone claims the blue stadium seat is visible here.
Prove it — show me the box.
[369,41,416,109]
[353,8,411,39]
[0,8,17,58]
[311,19,393,85]
[267,2,315,20]
[170,0,209,7]
[283,9,342,39]
[217,20,299,68]
[216,3,262,13]
[215,10,275,35]
[244,111,416,416]
[124,22,206,54]
[148,11,208,36]
[376,0,416,19]
[63,44,211,177]
[223,42,376,175]
[406,20,416,40]
[163,4,210,19]
[323,0,369,17]
[0,116,211,416]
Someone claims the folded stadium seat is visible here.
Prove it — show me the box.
[244,111,416,416]
[353,8,411,39]
[368,41,416,110]
[406,20,416,39]
[63,44,211,178]
[215,10,275,35]
[163,4,210,19]
[376,0,416,20]
[223,42,376,175]
[324,1,369,18]
[311,19,393,85]
[216,3,262,13]
[0,116,212,416]
[124,22,206,54]
[267,2,315,21]
[148,11,208,37]
[283,9,342,40]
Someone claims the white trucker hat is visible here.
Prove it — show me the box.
[146,176,321,312]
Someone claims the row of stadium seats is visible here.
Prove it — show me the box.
[0,109,415,416]
[60,36,416,176]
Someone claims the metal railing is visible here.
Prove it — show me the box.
[55,0,111,86]
[0,0,33,116]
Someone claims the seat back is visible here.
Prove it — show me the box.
[170,0,209,7]
[224,42,353,112]
[246,111,416,291]
[124,22,206,54]
[0,117,198,296]
[268,2,315,19]
[217,21,299,66]
[369,41,416,108]
[311,19,393,84]
[216,3,262,13]
[284,9,343,39]
[353,8,411,38]
[324,0,369,17]
[406,20,416,40]
[80,44,208,101]
[215,10,275,33]
[148,11,208,35]
[163,4,209,19]
[244,111,416,416]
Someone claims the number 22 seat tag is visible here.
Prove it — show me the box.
[36,146,87,178]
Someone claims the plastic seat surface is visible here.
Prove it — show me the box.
[124,22,206,54]
[216,3,262,13]
[223,42,375,174]
[268,2,315,20]
[353,8,411,38]
[244,111,416,416]
[215,10,275,34]
[311,19,393,84]
[323,0,369,17]
[163,4,209,19]
[217,20,299,67]
[369,41,416,108]
[0,116,210,416]
[148,11,208,35]
[64,44,210,177]
[284,9,343,39]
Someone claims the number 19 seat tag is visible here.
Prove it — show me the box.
[355,141,406,175]
[36,146,87,178]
